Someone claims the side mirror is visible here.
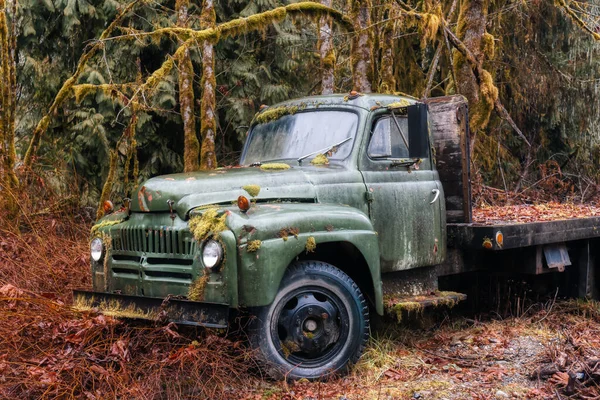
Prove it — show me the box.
[408,103,430,158]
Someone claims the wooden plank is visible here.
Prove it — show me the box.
[425,95,472,223]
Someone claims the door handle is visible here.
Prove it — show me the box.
[430,189,440,204]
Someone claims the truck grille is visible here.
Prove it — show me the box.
[111,226,197,255]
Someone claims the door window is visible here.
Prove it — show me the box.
[367,114,409,159]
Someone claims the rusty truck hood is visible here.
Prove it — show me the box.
[131,165,318,217]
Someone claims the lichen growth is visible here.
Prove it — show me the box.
[254,105,299,124]
[260,163,290,171]
[242,184,261,197]
[305,236,316,253]
[188,208,227,241]
[246,240,262,252]
[387,99,411,109]
[310,154,329,165]
[188,271,210,301]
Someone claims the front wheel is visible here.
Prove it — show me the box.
[248,261,369,380]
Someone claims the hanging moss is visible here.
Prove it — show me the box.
[188,208,227,242]
[305,236,316,253]
[96,150,119,221]
[389,301,423,322]
[260,163,290,171]
[246,240,262,252]
[90,219,123,237]
[188,272,209,301]
[310,154,329,165]
[72,83,135,104]
[482,32,495,58]
[470,70,498,134]
[242,184,261,197]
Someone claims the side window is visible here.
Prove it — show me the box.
[367,114,410,159]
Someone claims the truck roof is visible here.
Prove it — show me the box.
[256,93,420,115]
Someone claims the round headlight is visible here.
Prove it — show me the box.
[202,240,223,269]
[90,238,103,262]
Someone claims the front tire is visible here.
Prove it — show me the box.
[249,261,369,380]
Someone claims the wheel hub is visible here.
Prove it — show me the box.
[277,291,342,359]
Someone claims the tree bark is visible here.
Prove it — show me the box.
[0,0,18,187]
[453,0,490,155]
[199,0,217,170]
[318,0,335,94]
[350,0,373,92]
[378,3,397,93]
[176,0,200,172]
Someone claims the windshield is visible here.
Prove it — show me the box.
[241,110,359,165]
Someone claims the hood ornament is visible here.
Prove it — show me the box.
[167,199,175,220]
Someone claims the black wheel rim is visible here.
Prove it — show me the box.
[270,286,350,368]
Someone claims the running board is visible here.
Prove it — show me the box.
[384,291,467,322]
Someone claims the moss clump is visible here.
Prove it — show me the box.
[278,227,299,241]
[310,154,329,165]
[188,272,210,301]
[246,240,262,252]
[188,208,227,241]
[387,99,411,109]
[390,301,423,322]
[305,236,316,253]
[254,105,299,124]
[260,163,290,171]
[242,184,261,197]
[90,219,123,237]
[73,296,159,320]
[280,340,301,358]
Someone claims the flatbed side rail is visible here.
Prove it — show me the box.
[448,217,600,251]
[73,290,229,328]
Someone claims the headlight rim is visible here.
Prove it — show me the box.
[90,237,104,262]
[202,239,224,270]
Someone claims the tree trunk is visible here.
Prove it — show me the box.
[350,0,373,93]
[200,0,217,170]
[378,3,397,93]
[318,0,335,94]
[0,0,17,187]
[453,0,490,155]
[176,0,200,172]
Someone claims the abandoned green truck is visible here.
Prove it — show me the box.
[76,93,600,379]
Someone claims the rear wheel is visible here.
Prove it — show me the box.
[248,261,369,380]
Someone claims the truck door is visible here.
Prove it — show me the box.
[359,107,445,273]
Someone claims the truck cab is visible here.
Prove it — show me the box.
[78,93,465,379]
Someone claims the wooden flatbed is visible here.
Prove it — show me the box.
[448,217,600,251]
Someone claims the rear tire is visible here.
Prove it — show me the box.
[248,260,369,380]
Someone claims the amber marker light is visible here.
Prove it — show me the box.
[495,231,504,248]
[103,200,114,214]
[237,195,250,213]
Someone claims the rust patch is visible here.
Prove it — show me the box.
[277,227,299,241]
[138,186,149,212]
[325,224,334,232]
[186,177,197,181]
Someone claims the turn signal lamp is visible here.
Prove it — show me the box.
[495,231,504,248]
[103,200,114,214]
[237,195,250,213]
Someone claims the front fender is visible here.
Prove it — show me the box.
[227,203,383,315]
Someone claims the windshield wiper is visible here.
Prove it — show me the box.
[297,137,353,164]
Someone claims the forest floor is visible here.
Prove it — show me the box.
[2,206,600,399]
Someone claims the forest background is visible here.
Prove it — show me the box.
[1,0,600,218]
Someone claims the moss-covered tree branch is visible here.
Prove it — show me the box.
[23,0,144,168]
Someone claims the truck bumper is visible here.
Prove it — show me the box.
[73,290,229,329]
